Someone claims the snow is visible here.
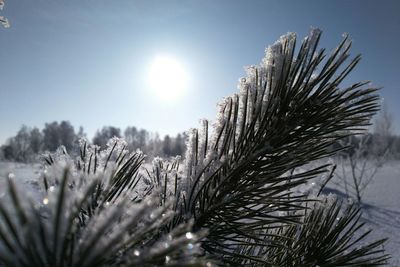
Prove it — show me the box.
[0,161,43,201]
[323,160,400,266]
[357,162,400,266]
[1,160,399,265]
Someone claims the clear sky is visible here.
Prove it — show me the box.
[0,0,399,144]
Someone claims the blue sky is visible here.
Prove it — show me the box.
[0,0,399,144]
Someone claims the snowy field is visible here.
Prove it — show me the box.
[322,161,400,266]
[0,161,43,201]
[0,160,399,265]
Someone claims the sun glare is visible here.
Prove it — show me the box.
[147,55,189,101]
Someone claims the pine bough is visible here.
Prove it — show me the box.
[0,30,389,266]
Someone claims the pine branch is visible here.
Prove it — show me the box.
[261,198,389,266]
[171,29,385,264]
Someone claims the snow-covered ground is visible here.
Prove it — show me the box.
[0,161,43,201]
[321,160,400,266]
[0,160,399,265]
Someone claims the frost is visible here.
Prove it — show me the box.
[0,0,8,28]
[185,232,193,239]
[184,128,198,177]
[234,31,299,138]
[165,255,170,263]
[197,119,209,166]
[304,28,321,55]
[42,197,49,205]
[0,16,9,28]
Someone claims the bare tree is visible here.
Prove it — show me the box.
[334,105,394,203]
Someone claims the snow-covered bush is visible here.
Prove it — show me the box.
[0,30,389,266]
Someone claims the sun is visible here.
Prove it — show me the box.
[147,55,189,101]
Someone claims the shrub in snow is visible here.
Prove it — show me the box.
[333,105,394,204]
[0,30,389,266]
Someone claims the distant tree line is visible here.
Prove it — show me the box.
[0,121,186,162]
[1,108,399,163]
